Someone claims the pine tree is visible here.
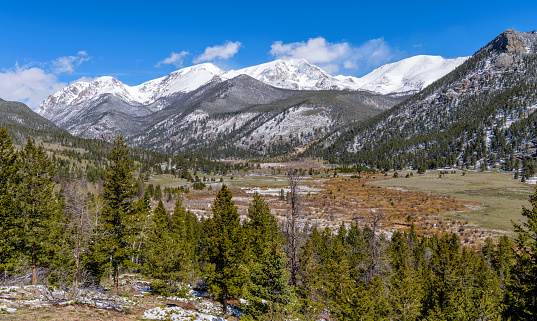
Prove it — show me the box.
[202,184,247,315]
[388,231,423,321]
[100,135,136,295]
[506,185,537,320]
[170,197,197,281]
[16,139,60,286]
[243,193,293,319]
[145,200,173,280]
[0,129,17,283]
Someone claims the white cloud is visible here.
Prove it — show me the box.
[270,37,349,64]
[269,37,400,75]
[320,64,340,74]
[52,51,92,74]
[193,41,242,63]
[70,76,94,85]
[155,51,189,68]
[0,64,66,109]
[0,51,92,109]
[353,38,395,67]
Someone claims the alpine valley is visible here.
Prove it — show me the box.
[3,28,537,321]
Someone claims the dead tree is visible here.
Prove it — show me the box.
[287,168,301,286]
[364,210,388,282]
[64,178,96,293]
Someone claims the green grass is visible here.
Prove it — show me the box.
[372,170,535,231]
[147,175,190,188]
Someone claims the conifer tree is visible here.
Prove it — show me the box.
[202,184,247,315]
[0,129,17,282]
[243,193,293,319]
[388,231,423,320]
[170,197,197,281]
[145,201,173,280]
[506,185,537,320]
[100,135,136,295]
[17,139,60,286]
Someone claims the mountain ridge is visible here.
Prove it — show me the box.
[309,29,537,171]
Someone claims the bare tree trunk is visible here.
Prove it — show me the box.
[73,237,81,291]
[222,291,228,316]
[113,264,118,295]
[32,242,36,286]
[288,169,301,286]
[366,210,385,282]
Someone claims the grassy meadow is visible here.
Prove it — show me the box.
[373,170,535,231]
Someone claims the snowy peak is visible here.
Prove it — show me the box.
[36,63,225,119]
[36,55,468,126]
[336,55,469,96]
[225,58,347,91]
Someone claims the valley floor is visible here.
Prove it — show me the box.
[149,166,532,247]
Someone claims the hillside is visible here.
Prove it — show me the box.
[310,30,537,174]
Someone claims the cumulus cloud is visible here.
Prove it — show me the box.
[70,76,95,85]
[193,41,242,63]
[0,51,92,109]
[155,51,189,68]
[52,51,92,74]
[0,64,67,108]
[270,37,349,64]
[269,37,399,75]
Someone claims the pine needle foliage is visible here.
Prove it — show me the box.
[100,135,136,295]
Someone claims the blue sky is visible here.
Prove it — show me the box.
[1,0,536,108]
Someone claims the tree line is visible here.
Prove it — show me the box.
[1,128,536,320]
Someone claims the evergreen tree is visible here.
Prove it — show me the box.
[243,193,293,319]
[100,135,136,295]
[388,231,423,321]
[16,139,61,285]
[145,201,173,279]
[0,129,17,282]
[202,184,247,315]
[170,197,198,281]
[506,185,537,320]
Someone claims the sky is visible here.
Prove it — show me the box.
[1,0,536,109]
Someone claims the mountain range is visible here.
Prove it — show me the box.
[34,54,466,156]
[2,29,536,170]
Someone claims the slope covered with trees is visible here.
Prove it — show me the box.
[309,30,537,175]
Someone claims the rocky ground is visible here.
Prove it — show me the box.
[0,275,242,321]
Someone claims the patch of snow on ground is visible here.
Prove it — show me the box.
[244,185,321,196]
[0,304,16,313]
[182,110,209,123]
[141,306,224,321]
[205,112,257,134]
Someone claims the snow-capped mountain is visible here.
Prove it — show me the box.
[335,55,469,96]
[37,56,466,125]
[36,63,224,125]
[226,59,348,91]
[34,54,468,152]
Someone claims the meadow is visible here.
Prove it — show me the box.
[372,170,535,231]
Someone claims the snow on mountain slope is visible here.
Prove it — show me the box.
[36,63,224,122]
[36,55,468,133]
[224,59,347,91]
[37,56,467,122]
[335,55,469,96]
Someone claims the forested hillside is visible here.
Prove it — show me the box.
[310,30,537,175]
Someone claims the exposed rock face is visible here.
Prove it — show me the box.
[489,29,527,54]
